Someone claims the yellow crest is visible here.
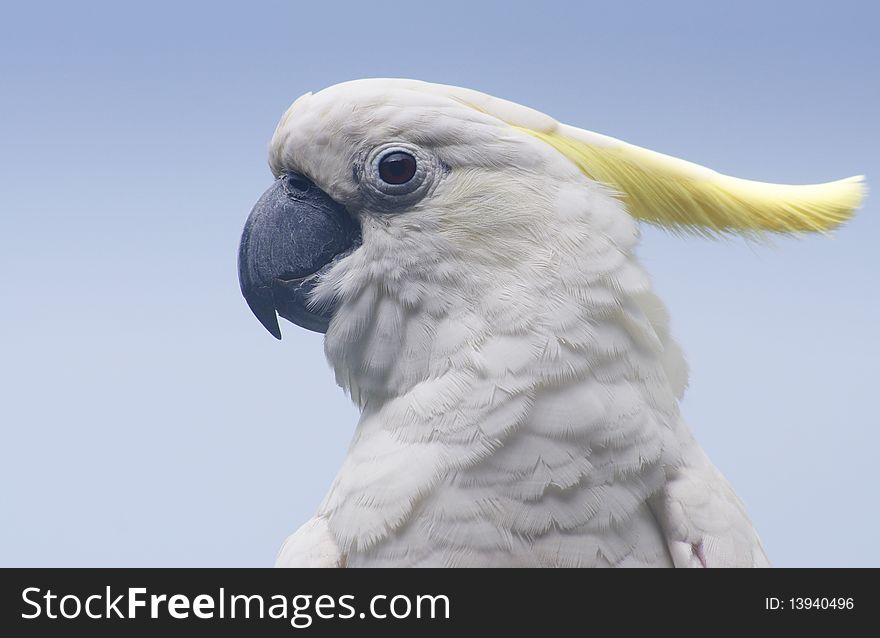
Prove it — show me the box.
[433,82,865,236]
[517,125,864,236]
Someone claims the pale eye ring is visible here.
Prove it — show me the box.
[362,143,434,204]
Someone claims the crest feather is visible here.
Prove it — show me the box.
[517,125,864,236]
[404,80,864,236]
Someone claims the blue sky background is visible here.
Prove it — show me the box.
[1,0,876,567]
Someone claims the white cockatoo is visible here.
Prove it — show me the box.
[238,79,864,567]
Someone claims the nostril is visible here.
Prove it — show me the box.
[284,173,311,193]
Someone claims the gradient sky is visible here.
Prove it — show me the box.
[1,0,877,567]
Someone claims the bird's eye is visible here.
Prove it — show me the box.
[362,143,435,206]
[377,152,417,185]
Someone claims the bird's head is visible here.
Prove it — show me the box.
[239,80,583,336]
[239,79,863,401]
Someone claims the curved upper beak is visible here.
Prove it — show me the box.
[238,173,361,338]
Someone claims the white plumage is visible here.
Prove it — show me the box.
[266,79,862,567]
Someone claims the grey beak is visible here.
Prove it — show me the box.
[238,173,360,338]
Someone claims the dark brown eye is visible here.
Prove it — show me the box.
[378,152,417,185]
